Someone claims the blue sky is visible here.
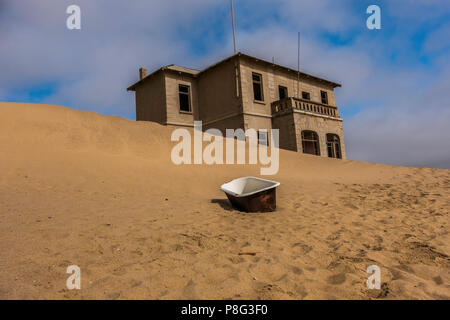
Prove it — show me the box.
[1,0,449,168]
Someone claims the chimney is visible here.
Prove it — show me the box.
[139,67,147,80]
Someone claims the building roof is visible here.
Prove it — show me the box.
[127,52,341,91]
[165,64,200,75]
[127,65,197,91]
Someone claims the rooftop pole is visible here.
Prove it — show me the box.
[297,32,300,98]
[230,0,237,54]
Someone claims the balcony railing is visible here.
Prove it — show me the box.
[271,97,339,118]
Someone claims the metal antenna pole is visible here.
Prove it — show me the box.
[297,32,300,98]
[230,0,237,54]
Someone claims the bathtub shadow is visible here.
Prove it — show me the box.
[211,199,235,211]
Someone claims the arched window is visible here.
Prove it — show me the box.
[326,134,342,159]
[301,130,320,156]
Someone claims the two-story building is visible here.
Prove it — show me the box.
[127,52,345,159]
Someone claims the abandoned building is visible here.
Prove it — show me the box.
[127,52,345,159]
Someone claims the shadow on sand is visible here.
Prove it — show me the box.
[210,199,234,211]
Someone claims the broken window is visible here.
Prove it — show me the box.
[302,91,310,100]
[278,86,288,100]
[326,134,342,159]
[301,130,320,156]
[320,90,328,105]
[252,73,264,101]
[179,84,191,112]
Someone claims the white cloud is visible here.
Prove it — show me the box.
[0,0,219,114]
[277,0,360,33]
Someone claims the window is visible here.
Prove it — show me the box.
[258,130,268,146]
[326,134,342,159]
[178,84,191,112]
[301,130,320,156]
[320,90,328,105]
[302,91,310,100]
[278,86,288,100]
[252,73,264,101]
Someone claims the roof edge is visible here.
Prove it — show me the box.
[127,52,342,91]
[127,66,197,91]
[234,52,341,88]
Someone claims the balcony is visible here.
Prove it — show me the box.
[271,97,340,118]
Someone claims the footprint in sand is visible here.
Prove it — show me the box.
[327,273,346,285]
[112,266,127,276]
[344,203,359,210]
[432,276,443,285]
[256,283,290,299]
[130,280,142,288]
[182,279,197,299]
[290,266,303,275]
[367,282,390,299]
[291,242,313,254]
[390,268,404,280]
[107,292,121,300]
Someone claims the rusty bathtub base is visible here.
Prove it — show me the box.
[225,188,277,212]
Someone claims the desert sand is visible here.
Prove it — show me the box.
[0,102,448,299]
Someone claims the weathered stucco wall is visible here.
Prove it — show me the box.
[135,72,166,124]
[203,114,245,134]
[238,56,337,119]
[293,111,346,159]
[164,72,197,127]
[243,114,272,131]
[271,112,298,152]
[197,58,242,125]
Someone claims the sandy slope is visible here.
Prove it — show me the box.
[0,102,448,299]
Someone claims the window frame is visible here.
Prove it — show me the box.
[326,133,342,159]
[320,90,329,105]
[252,72,264,102]
[278,85,288,100]
[302,91,311,100]
[301,130,320,156]
[258,129,269,146]
[178,84,192,113]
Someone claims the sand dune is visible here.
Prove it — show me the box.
[0,102,448,299]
